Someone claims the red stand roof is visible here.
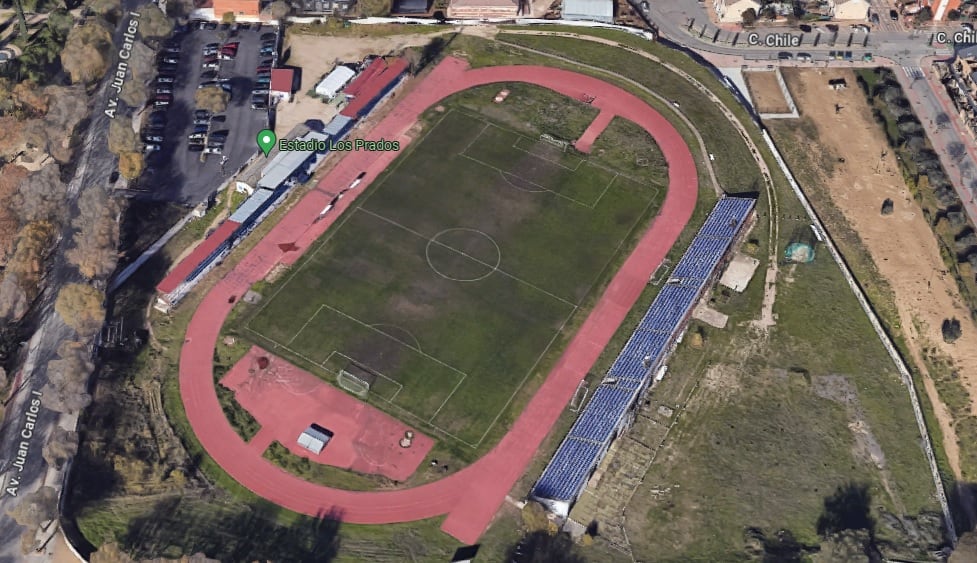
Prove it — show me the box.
[157,220,240,294]
[339,58,409,118]
[343,58,387,98]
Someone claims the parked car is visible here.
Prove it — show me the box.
[251,100,268,110]
[144,143,161,153]
[188,143,205,151]
[202,61,220,70]
[826,23,839,32]
[188,132,207,140]
[799,24,812,33]
[156,76,175,85]
[238,22,251,30]
[255,76,271,84]
[193,118,211,126]
[211,114,226,122]
[223,41,240,49]
[258,58,274,67]
[153,97,172,107]
[199,70,218,81]
[192,124,210,134]
[204,147,223,155]
[194,109,211,119]
[777,51,792,60]
[964,22,975,31]
[203,48,218,57]
[260,32,276,41]
[219,83,232,93]
[209,130,229,140]
[202,54,219,63]
[159,56,179,64]
[797,52,812,62]
[204,21,218,30]
[155,87,173,94]
[255,65,271,73]
[157,63,177,74]
[199,80,218,89]
[259,47,275,56]
[163,46,181,54]
[143,134,164,143]
[889,8,898,20]
[261,41,276,49]
[218,52,236,61]
[148,111,167,126]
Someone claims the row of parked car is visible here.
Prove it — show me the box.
[252,32,277,111]
[188,109,228,154]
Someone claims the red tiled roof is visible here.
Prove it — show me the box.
[213,0,259,17]
[157,220,240,294]
[340,59,409,118]
[270,68,294,93]
[343,59,387,98]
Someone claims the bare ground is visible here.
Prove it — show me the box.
[743,71,791,115]
[277,31,456,137]
[782,68,977,478]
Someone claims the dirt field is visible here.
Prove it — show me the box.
[277,31,454,136]
[778,68,977,479]
[743,70,791,114]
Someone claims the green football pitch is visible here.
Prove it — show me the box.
[244,91,667,447]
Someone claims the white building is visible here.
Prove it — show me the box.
[297,425,333,455]
[562,0,614,23]
[714,0,761,23]
[314,66,357,100]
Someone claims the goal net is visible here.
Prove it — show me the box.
[540,133,569,152]
[336,362,378,398]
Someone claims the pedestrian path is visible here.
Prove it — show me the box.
[903,65,924,80]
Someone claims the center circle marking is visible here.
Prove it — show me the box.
[425,228,501,282]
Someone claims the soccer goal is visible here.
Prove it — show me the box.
[540,133,570,152]
[336,362,378,398]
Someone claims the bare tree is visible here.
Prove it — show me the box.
[61,22,115,85]
[0,273,29,321]
[948,141,968,162]
[55,283,105,337]
[66,188,120,280]
[42,427,79,469]
[194,86,230,113]
[41,341,94,414]
[0,164,28,266]
[119,41,155,108]
[261,0,292,20]
[4,221,57,304]
[14,163,67,224]
[107,118,140,155]
[936,112,952,130]
[5,486,57,542]
[135,4,173,39]
[118,151,145,180]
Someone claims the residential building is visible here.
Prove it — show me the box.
[714,0,761,23]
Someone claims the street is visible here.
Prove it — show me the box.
[0,0,152,559]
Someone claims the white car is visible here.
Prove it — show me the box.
[144,143,161,153]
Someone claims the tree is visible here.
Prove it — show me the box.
[222,11,237,23]
[55,283,105,337]
[66,188,120,280]
[741,7,757,25]
[61,21,114,85]
[948,9,962,21]
[194,86,230,113]
[4,221,57,303]
[12,0,28,39]
[951,531,977,562]
[14,163,67,224]
[0,273,29,321]
[107,118,140,155]
[41,340,94,413]
[936,112,951,130]
[0,165,29,266]
[21,86,88,163]
[42,427,79,469]
[948,141,967,162]
[5,486,57,531]
[917,6,933,22]
[117,151,144,180]
[88,0,121,17]
[506,531,586,563]
[880,198,894,215]
[119,41,154,107]
[261,0,292,20]
[942,318,962,343]
[136,4,173,39]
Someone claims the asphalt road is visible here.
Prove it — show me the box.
[0,0,154,559]
[136,23,274,204]
[644,0,955,64]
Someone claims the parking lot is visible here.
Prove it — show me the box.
[136,22,278,204]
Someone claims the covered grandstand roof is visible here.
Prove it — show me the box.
[258,131,329,190]
[393,0,429,12]
[230,188,275,223]
[157,220,240,294]
[344,58,387,98]
[530,197,756,513]
[323,114,354,136]
[339,58,409,118]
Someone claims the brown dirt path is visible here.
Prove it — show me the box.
[783,68,977,478]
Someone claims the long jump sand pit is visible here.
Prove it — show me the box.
[743,70,792,114]
[221,346,434,481]
[773,67,977,477]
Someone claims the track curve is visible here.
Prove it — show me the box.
[178,57,698,543]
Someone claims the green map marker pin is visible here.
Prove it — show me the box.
[257,129,276,157]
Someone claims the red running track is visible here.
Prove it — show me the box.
[179,57,698,544]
